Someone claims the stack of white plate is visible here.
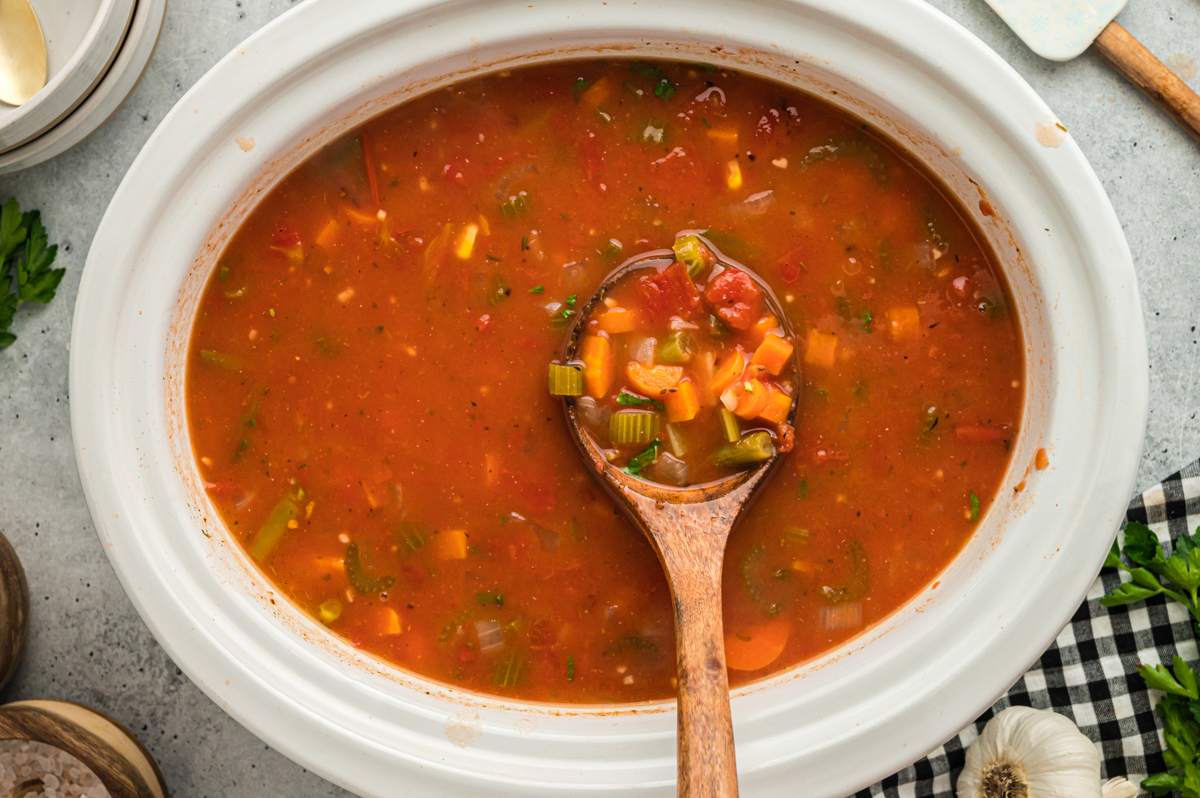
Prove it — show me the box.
[0,0,166,173]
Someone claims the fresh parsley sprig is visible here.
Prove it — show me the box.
[0,198,63,348]
[1103,521,1200,795]
[617,390,665,412]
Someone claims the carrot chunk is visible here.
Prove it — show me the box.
[433,529,468,560]
[887,306,921,341]
[758,383,793,424]
[315,219,342,249]
[626,362,683,395]
[725,620,789,671]
[596,306,640,334]
[803,330,838,370]
[956,424,1010,444]
[663,379,700,423]
[709,348,746,394]
[581,78,611,107]
[750,333,794,376]
[375,607,402,636]
[581,335,614,398]
[733,379,771,420]
[750,314,780,343]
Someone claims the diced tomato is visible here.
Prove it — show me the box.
[956,424,1010,443]
[636,263,703,320]
[458,644,476,663]
[704,269,762,331]
[271,228,301,248]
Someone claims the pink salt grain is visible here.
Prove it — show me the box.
[0,740,110,798]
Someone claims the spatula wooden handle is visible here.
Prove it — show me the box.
[1092,21,1200,146]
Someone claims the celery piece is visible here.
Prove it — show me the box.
[499,192,531,219]
[318,599,343,624]
[200,349,242,371]
[658,331,696,364]
[782,527,810,545]
[664,423,686,457]
[598,238,623,260]
[610,410,659,446]
[476,591,505,606]
[711,431,775,469]
[494,653,524,687]
[707,314,730,340]
[345,542,396,594]
[718,408,741,443]
[548,363,584,396]
[673,235,709,279]
[248,492,300,561]
[398,521,426,554]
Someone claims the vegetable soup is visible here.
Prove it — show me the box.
[186,59,1024,703]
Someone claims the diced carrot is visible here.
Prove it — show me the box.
[750,333,794,376]
[804,330,838,370]
[581,335,614,398]
[455,224,479,260]
[626,362,683,395]
[484,452,500,486]
[732,379,771,420]
[956,424,1009,444]
[791,560,817,574]
[581,78,611,106]
[315,219,342,249]
[750,315,780,344]
[887,306,921,341]
[709,348,746,394]
[707,128,739,146]
[725,620,789,671]
[375,607,402,636]
[433,529,468,560]
[596,306,640,335]
[758,383,793,424]
[726,160,743,190]
[663,379,700,423]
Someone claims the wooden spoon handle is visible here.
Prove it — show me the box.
[1092,21,1200,146]
[663,545,738,797]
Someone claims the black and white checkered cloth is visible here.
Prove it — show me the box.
[856,460,1200,798]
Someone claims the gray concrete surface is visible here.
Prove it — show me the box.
[0,0,1197,794]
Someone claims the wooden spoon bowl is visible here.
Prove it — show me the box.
[561,251,800,797]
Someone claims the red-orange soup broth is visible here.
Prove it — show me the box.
[186,59,1024,703]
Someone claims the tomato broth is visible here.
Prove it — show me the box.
[186,59,1024,703]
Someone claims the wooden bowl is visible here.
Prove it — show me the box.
[0,699,168,798]
[0,531,29,692]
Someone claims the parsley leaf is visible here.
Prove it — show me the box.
[617,391,664,412]
[1124,520,1168,573]
[1139,657,1200,699]
[0,199,63,349]
[623,440,664,475]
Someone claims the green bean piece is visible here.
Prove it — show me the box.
[711,431,776,469]
[345,542,396,594]
[658,331,696,364]
[499,192,531,219]
[548,363,584,396]
[610,410,660,446]
[718,408,741,443]
[672,235,709,279]
[200,349,242,371]
[248,491,301,561]
[821,541,870,604]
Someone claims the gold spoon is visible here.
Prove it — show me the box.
[561,251,800,797]
[0,0,48,107]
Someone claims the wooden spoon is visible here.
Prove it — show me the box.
[561,253,800,797]
[0,529,29,692]
[0,0,48,107]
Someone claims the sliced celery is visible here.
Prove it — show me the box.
[200,349,242,371]
[399,521,426,554]
[494,653,524,687]
[664,423,686,456]
[711,431,775,469]
[248,492,299,561]
[658,331,696,364]
[610,410,659,446]
[673,235,709,279]
[500,192,531,219]
[718,408,741,443]
[548,363,584,396]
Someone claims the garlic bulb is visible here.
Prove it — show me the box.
[957,706,1116,798]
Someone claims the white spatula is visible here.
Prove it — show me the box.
[982,0,1200,144]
